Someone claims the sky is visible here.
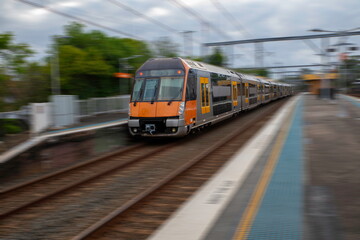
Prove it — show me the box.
[1,0,360,78]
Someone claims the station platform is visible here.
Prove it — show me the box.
[0,113,128,164]
[149,94,360,240]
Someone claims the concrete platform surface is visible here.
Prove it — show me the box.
[149,94,360,240]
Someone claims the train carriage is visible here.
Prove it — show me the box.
[259,78,272,104]
[128,57,292,137]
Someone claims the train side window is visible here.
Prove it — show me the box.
[237,83,241,96]
[186,72,197,101]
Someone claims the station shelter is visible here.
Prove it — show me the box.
[302,73,338,96]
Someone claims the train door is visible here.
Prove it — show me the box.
[237,82,242,111]
[196,72,212,124]
[231,81,238,109]
[244,82,249,109]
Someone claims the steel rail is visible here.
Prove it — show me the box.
[0,142,179,219]
[0,143,144,195]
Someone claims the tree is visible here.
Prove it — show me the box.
[340,57,360,90]
[236,68,269,77]
[21,62,51,104]
[206,47,226,67]
[152,36,179,58]
[0,32,36,111]
[0,33,34,75]
[51,22,153,97]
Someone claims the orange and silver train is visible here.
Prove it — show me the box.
[128,58,293,137]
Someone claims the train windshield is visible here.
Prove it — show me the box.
[132,76,184,101]
[132,78,144,101]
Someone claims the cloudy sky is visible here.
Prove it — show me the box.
[1,0,360,76]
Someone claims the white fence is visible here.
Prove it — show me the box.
[51,95,78,128]
[77,95,130,117]
[0,95,131,134]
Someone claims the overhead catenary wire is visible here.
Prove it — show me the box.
[15,0,142,39]
[208,0,259,67]
[107,0,206,48]
[167,0,231,40]
[105,0,178,34]
[210,0,252,38]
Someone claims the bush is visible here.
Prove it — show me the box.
[4,123,22,134]
[0,119,25,135]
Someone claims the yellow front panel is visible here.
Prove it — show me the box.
[138,102,156,117]
[156,102,180,117]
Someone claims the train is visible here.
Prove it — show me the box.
[128,57,293,137]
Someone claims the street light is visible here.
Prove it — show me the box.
[51,35,70,95]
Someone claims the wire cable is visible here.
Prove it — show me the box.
[210,0,252,38]
[105,0,178,34]
[15,0,142,39]
[167,0,231,39]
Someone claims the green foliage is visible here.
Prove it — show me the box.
[52,22,153,98]
[0,33,12,49]
[152,36,179,58]
[205,47,226,67]
[0,33,37,111]
[21,62,51,104]
[0,119,24,135]
[339,57,360,89]
[236,68,269,77]
[0,32,34,75]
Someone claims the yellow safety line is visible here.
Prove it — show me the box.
[232,107,295,240]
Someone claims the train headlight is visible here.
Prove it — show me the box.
[178,102,185,115]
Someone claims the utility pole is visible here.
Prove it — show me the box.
[183,31,195,57]
[254,42,264,68]
[51,35,70,95]
[201,23,209,57]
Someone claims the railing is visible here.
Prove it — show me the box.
[0,95,131,125]
[77,95,130,118]
[0,106,31,123]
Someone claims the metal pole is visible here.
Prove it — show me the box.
[183,31,187,57]
[51,40,61,95]
[51,43,56,95]
[320,38,326,98]
[118,58,121,95]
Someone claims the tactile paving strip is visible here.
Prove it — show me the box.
[247,99,304,240]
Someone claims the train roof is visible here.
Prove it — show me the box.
[140,58,293,88]
[181,58,239,78]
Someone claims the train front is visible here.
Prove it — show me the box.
[128,58,188,137]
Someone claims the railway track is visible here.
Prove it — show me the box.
[0,98,288,240]
[0,142,176,218]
